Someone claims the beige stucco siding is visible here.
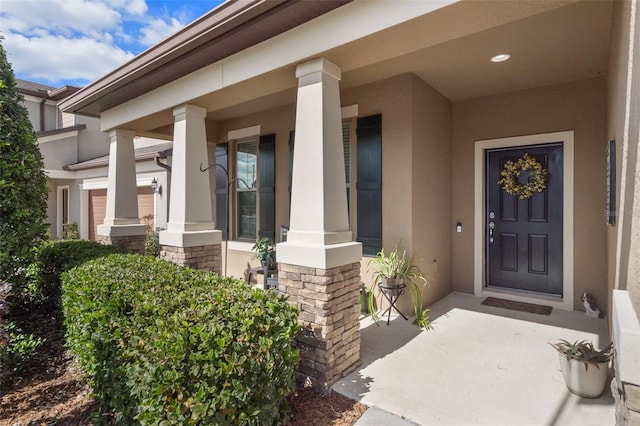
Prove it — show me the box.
[342,74,454,309]
[410,75,453,305]
[39,135,78,170]
[452,77,608,311]
[608,0,640,316]
[343,74,414,253]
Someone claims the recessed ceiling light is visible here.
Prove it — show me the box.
[491,53,511,63]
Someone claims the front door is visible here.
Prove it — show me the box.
[486,144,563,296]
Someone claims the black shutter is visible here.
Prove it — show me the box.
[215,143,228,240]
[288,130,294,211]
[356,114,382,255]
[259,134,276,240]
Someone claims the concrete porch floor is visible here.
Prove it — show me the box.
[333,292,614,425]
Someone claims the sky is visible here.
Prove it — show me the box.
[1,0,225,88]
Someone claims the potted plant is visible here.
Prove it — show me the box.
[251,237,276,270]
[549,339,613,398]
[367,245,432,329]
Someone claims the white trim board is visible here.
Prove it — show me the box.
[473,131,575,311]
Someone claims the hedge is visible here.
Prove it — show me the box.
[20,240,123,305]
[61,254,300,425]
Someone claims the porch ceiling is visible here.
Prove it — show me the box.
[209,0,612,118]
[116,0,614,138]
[339,0,613,101]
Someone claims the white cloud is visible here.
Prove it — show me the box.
[1,0,121,37]
[139,16,184,46]
[109,0,148,16]
[0,0,199,86]
[2,32,134,85]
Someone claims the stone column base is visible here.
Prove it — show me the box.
[97,234,145,254]
[160,244,222,274]
[612,357,640,425]
[278,261,362,393]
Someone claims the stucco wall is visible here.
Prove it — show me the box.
[452,77,608,311]
[342,75,414,255]
[39,136,78,170]
[410,75,453,304]
[607,0,633,312]
[76,115,110,162]
[608,0,640,317]
[343,74,454,309]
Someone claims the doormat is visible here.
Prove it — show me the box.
[481,297,553,315]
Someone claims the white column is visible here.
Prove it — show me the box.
[97,129,146,237]
[159,104,221,247]
[277,58,361,268]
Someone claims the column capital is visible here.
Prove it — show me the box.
[296,57,341,81]
[108,128,136,139]
[173,104,207,120]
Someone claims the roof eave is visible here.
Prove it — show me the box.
[59,0,286,116]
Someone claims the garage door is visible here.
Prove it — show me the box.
[88,187,155,240]
[137,187,154,229]
[88,189,107,241]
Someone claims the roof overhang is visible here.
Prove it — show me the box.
[60,0,351,117]
[61,0,613,140]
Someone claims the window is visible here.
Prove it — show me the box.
[224,134,276,241]
[236,140,257,240]
[57,185,70,238]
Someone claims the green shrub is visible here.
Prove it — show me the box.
[0,40,49,281]
[62,222,79,240]
[62,254,300,425]
[0,321,44,378]
[144,228,160,257]
[18,240,123,305]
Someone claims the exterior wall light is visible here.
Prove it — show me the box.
[151,177,162,196]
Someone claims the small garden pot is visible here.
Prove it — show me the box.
[379,277,405,297]
[558,355,609,398]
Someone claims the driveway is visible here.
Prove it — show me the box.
[334,292,614,425]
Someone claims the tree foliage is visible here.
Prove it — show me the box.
[0,39,49,280]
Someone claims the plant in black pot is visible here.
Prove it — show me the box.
[367,245,431,329]
[251,237,276,270]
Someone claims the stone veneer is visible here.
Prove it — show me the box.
[160,244,222,274]
[97,234,145,254]
[612,359,640,425]
[278,261,361,393]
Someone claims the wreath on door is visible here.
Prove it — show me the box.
[497,153,548,199]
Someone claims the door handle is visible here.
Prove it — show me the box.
[488,221,495,243]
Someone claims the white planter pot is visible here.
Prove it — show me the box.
[558,354,609,398]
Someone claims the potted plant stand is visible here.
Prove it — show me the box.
[250,237,277,289]
[367,245,432,329]
[550,340,613,398]
[378,277,408,325]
